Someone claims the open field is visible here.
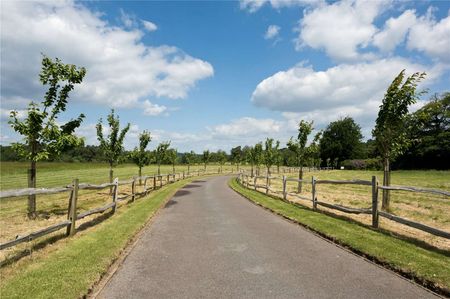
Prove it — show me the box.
[0,161,235,190]
[229,178,450,294]
[250,169,450,250]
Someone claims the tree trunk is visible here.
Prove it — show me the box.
[172,163,175,174]
[139,167,142,186]
[28,160,37,219]
[277,165,280,173]
[251,165,254,177]
[109,163,114,195]
[297,166,303,193]
[188,164,190,175]
[204,163,207,170]
[158,164,161,175]
[382,158,391,211]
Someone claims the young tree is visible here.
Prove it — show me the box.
[154,141,171,175]
[9,56,86,218]
[202,150,211,170]
[96,109,130,193]
[216,150,227,173]
[254,143,263,176]
[167,148,178,173]
[184,151,196,174]
[129,130,151,185]
[287,120,313,193]
[373,70,426,210]
[263,138,280,176]
[230,146,243,172]
[308,131,322,170]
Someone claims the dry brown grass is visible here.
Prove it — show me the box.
[248,169,450,250]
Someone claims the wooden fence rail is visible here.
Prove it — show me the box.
[238,172,450,240]
[0,169,225,251]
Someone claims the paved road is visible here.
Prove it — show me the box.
[98,176,436,299]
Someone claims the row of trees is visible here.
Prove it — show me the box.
[6,56,448,217]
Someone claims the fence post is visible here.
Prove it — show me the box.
[312,176,317,210]
[67,178,79,236]
[131,176,136,202]
[266,176,269,194]
[160,175,163,188]
[372,176,379,228]
[283,175,287,200]
[112,178,119,214]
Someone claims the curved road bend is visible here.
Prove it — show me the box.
[98,176,437,299]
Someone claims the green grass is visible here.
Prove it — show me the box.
[0,161,237,190]
[0,177,196,299]
[229,178,450,294]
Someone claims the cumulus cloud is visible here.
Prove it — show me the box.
[142,20,158,32]
[407,10,450,62]
[251,58,435,125]
[142,100,167,116]
[295,0,385,62]
[0,0,214,111]
[373,9,417,53]
[240,0,321,13]
[264,25,281,40]
[208,117,283,137]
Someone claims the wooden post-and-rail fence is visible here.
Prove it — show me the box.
[0,169,223,251]
[237,173,450,240]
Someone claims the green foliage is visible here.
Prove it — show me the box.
[129,130,152,168]
[263,138,280,173]
[341,159,382,170]
[96,109,130,167]
[183,151,197,165]
[166,148,178,165]
[373,70,427,162]
[155,141,171,166]
[8,55,86,162]
[202,150,211,167]
[287,120,313,167]
[397,92,450,169]
[216,150,227,165]
[307,131,322,168]
[230,146,242,166]
[320,117,364,165]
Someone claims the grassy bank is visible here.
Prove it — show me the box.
[229,178,450,295]
[0,177,196,299]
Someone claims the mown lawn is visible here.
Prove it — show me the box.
[229,178,450,295]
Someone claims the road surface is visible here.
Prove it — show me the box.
[98,176,436,298]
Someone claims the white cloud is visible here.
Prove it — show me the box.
[208,117,283,137]
[373,9,417,53]
[251,57,434,113]
[240,0,321,13]
[120,8,136,28]
[264,25,281,40]
[407,10,450,62]
[296,0,386,62]
[0,0,214,111]
[142,20,158,32]
[142,100,167,116]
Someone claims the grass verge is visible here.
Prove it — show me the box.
[0,177,197,299]
[229,178,450,296]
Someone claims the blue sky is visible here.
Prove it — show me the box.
[1,0,449,152]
